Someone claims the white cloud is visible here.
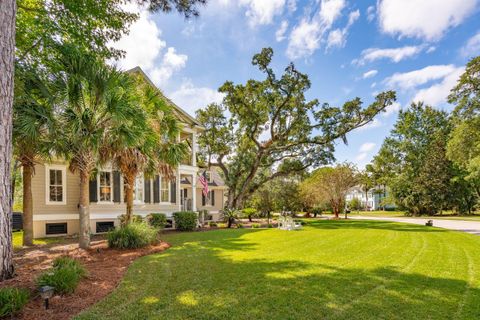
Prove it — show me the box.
[111,6,165,70]
[276,20,289,42]
[412,67,464,106]
[378,0,478,41]
[169,80,225,116]
[362,69,378,79]
[355,152,368,162]
[353,45,424,65]
[382,101,401,117]
[384,64,457,90]
[359,142,376,153]
[286,0,346,59]
[240,0,287,27]
[326,9,360,50]
[287,0,297,13]
[150,48,188,86]
[111,4,188,87]
[366,5,375,22]
[461,31,480,57]
[370,82,377,88]
[426,46,436,53]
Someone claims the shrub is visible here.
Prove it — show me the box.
[37,257,86,294]
[217,223,227,228]
[146,213,167,229]
[242,208,257,221]
[348,198,362,211]
[208,221,218,227]
[173,211,197,231]
[118,214,144,226]
[251,223,261,228]
[236,223,244,229]
[0,287,29,318]
[107,223,158,249]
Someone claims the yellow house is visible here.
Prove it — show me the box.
[30,67,227,238]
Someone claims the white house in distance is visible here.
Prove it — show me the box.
[345,186,391,211]
[29,67,228,238]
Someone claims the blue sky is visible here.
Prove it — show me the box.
[113,0,480,169]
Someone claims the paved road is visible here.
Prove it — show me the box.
[351,216,480,236]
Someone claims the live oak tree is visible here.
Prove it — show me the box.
[196,48,396,209]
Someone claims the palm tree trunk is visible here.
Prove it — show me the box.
[79,170,91,249]
[365,190,369,211]
[124,174,135,225]
[22,164,34,246]
[0,0,16,281]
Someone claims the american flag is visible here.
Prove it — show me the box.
[199,171,209,197]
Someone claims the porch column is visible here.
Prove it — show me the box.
[177,170,181,212]
[191,132,197,167]
[191,174,197,212]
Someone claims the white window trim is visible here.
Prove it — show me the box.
[159,176,171,204]
[45,164,67,205]
[133,174,145,205]
[97,170,114,204]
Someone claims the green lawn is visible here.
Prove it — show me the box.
[77,220,480,320]
[346,211,480,221]
[12,231,61,249]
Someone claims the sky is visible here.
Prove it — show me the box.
[112,0,480,169]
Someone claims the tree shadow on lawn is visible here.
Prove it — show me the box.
[76,229,480,320]
[305,219,447,233]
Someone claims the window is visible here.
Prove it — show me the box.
[202,190,215,206]
[160,176,170,202]
[98,171,112,202]
[134,175,144,203]
[46,223,67,235]
[46,165,66,205]
[96,221,115,233]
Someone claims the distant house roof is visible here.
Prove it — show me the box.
[127,66,205,131]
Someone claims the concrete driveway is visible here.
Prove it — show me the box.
[351,216,480,236]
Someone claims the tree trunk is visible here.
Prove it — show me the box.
[11,160,19,205]
[79,171,91,249]
[0,0,16,281]
[22,164,33,246]
[124,174,135,225]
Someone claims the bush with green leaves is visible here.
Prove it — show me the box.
[222,208,240,228]
[173,211,197,231]
[107,222,158,249]
[0,287,29,318]
[208,221,218,227]
[348,198,362,211]
[242,208,257,222]
[251,223,261,228]
[146,213,167,229]
[37,257,86,294]
[118,214,144,226]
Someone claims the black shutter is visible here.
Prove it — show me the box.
[153,175,160,203]
[113,171,121,203]
[171,179,176,204]
[202,193,206,206]
[89,177,98,202]
[144,179,151,203]
[211,190,215,206]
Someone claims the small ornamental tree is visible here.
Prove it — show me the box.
[301,164,358,218]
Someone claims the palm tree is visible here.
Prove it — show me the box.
[55,47,140,248]
[13,65,56,246]
[105,78,188,224]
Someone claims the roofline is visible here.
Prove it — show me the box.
[127,66,205,131]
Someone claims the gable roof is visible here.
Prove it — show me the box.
[127,66,205,131]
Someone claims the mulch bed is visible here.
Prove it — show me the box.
[0,238,170,320]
